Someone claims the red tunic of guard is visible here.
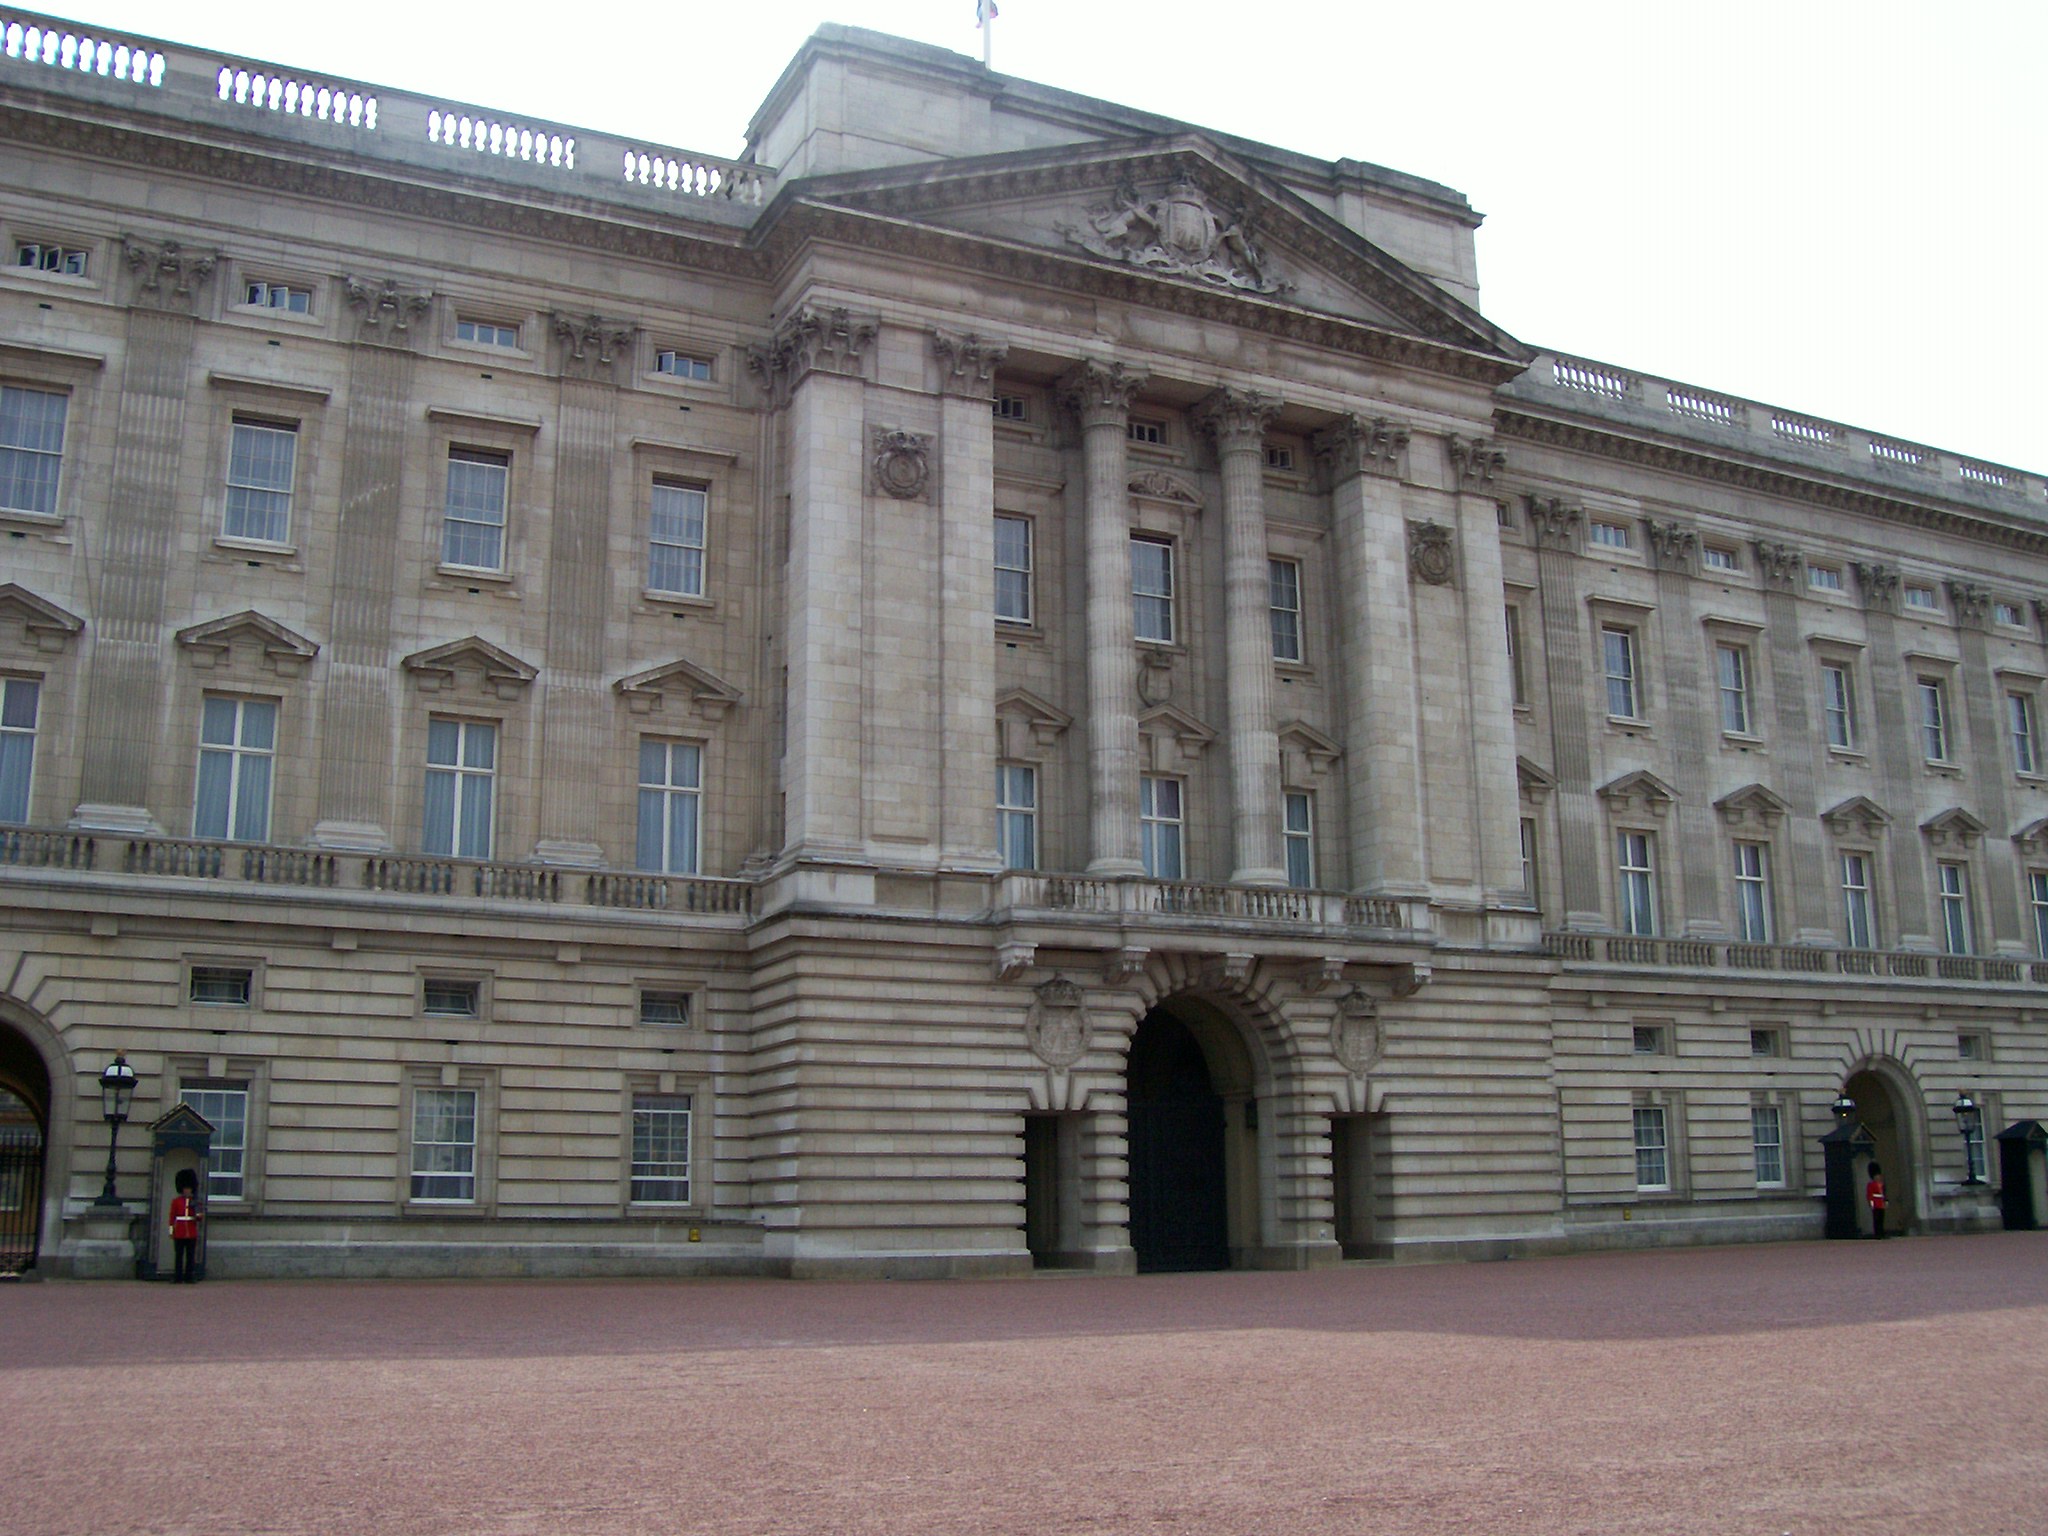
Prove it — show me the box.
[169,1193,199,1240]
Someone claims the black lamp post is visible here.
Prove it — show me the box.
[1831,1091,1857,1123]
[1953,1091,1985,1185]
[93,1054,137,1208]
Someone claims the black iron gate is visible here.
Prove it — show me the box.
[0,1120,44,1273]
[1127,1013,1229,1273]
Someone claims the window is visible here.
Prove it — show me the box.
[179,1085,249,1200]
[994,515,1033,625]
[993,394,1029,422]
[193,696,277,843]
[1752,1104,1785,1187]
[1617,831,1657,936]
[1841,853,1876,948]
[1918,677,1950,761]
[2031,871,2048,957]
[422,978,480,1017]
[1283,790,1314,889]
[1131,537,1174,644]
[1716,644,1752,735]
[1127,417,1164,446]
[1750,1028,1782,1057]
[1505,607,1526,706]
[1995,601,2025,628]
[1702,545,1740,573]
[423,718,495,859]
[410,1088,477,1201]
[1588,520,1632,551]
[1520,816,1538,900]
[653,349,712,381]
[636,739,702,875]
[630,1092,693,1204]
[243,281,310,313]
[1821,663,1856,750]
[1632,1025,1667,1056]
[648,480,708,597]
[1937,861,1973,955]
[1904,584,1938,612]
[1633,1104,1670,1190]
[1602,627,1640,719]
[0,677,37,823]
[997,762,1037,871]
[223,419,297,543]
[1268,558,1302,662]
[1263,444,1295,471]
[1734,841,1771,943]
[455,317,518,348]
[1807,565,1843,592]
[1140,775,1183,880]
[1963,1116,1988,1184]
[442,449,509,570]
[638,989,691,1027]
[1957,1032,1986,1062]
[0,384,67,516]
[2010,692,2039,775]
[188,965,253,1006]
[13,242,87,276]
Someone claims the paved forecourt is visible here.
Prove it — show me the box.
[2,1234,2043,1536]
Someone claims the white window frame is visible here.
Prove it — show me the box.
[421,977,482,1017]
[1126,417,1165,446]
[1821,662,1857,751]
[1140,774,1184,881]
[179,1084,250,1202]
[1633,1103,1670,1191]
[1918,676,1951,763]
[995,514,1034,627]
[441,447,510,572]
[1283,789,1314,889]
[629,1092,694,1205]
[636,738,703,876]
[1733,840,1772,943]
[0,383,68,518]
[1701,545,1740,573]
[1995,601,2026,628]
[1904,584,1939,612]
[1937,860,1973,956]
[647,478,708,599]
[1519,815,1539,904]
[1602,626,1641,721]
[242,280,311,314]
[1617,830,1658,936]
[222,417,298,545]
[2009,691,2039,776]
[193,695,278,844]
[653,348,713,382]
[1131,536,1175,645]
[997,762,1037,871]
[1588,519,1632,551]
[455,317,519,349]
[409,1086,479,1202]
[13,241,88,276]
[1268,557,1303,663]
[1716,643,1753,736]
[1841,851,1877,949]
[1807,565,1844,592]
[423,717,496,860]
[2030,870,2048,957]
[1505,605,1526,707]
[0,675,39,824]
[1752,1103,1785,1188]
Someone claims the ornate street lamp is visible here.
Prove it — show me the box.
[92,1054,137,1208]
[1953,1091,1985,1185]
[1831,1092,1857,1123]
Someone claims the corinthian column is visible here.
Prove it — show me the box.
[1060,360,1149,875]
[1196,387,1285,886]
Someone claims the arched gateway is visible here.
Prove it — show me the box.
[1125,995,1263,1272]
[0,1010,56,1273]
[1844,1060,1921,1234]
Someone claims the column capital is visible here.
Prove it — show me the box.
[745,305,878,407]
[1644,518,1697,573]
[930,329,1009,397]
[550,312,636,384]
[1058,358,1149,429]
[1313,414,1409,482]
[1526,496,1581,550]
[121,234,216,315]
[1447,435,1506,488]
[1193,386,1281,452]
[1752,540,1804,591]
[1851,560,1898,612]
[342,274,432,349]
[1946,578,1995,628]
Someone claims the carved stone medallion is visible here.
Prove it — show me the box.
[871,429,932,500]
[1025,976,1092,1068]
[1331,988,1383,1076]
[1407,520,1456,586]
[1059,176,1289,295]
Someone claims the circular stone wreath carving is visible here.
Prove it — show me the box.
[1407,519,1455,586]
[871,428,932,500]
[1025,975,1093,1068]
[1331,988,1383,1076]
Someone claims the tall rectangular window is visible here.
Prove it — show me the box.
[1140,775,1183,880]
[997,762,1037,871]
[1734,841,1771,943]
[1268,558,1302,662]
[1841,853,1875,949]
[0,385,67,516]
[193,696,277,843]
[1633,1104,1669,1191]
[1918,677,1950,761]
[1617,831,1657,936]
[1752,1104,1785,1187]
[1520,815,1538,901]
[423,719,495,860]
[630,1092,693,1204]
[2009,692,2039,775]
[635,739,702,875]
[1505,607,1526,706]
[1602,627,1639,719]
[648,480,707,597]
[442,449,509,570]
[223,420,297,543]
[1821,663,1856,750]
[1131,537,1174,644]
[179,1085,248,1201]
[410,1087,477,1201]
[995,515,1033,625]
[1716,644,1752,735]
[1938,861,1972,955]
[1283,790,1314,889]
[2031,871,2048,957]
[0,677,37,823]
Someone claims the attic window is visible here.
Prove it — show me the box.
[1127,418,1165,446]
[1263,444,1295,472]
[639,989,692,1026]
[993,395,1029,422]
[190,965,253,1006]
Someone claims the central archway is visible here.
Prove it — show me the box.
[0,1014,54,1274]
[1125,996,1260,1273]
[1845,1064,1919,1234]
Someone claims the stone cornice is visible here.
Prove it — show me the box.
[1496,406,2048,557]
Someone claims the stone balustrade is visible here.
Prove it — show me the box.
[0,8,773,209]
[1546,931,2042,986]
[997,873,1425,935]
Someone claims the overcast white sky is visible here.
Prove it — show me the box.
[24,0,2047,472]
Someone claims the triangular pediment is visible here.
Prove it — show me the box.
[175,610,319,675]
[150,1102,215,1137]
[1278,720,1342,781]
[1137,701,1215,770]
[1921,806,1987,849]
[402,636,536,699]
[995,687,1072,755]
[1822,795,1892,839]
[0,582,83,652]
[779,138,1526,372]
[614,657,743,721]
[1516,756,1556,803]
[2014,816,2048,856]
[1597,769,1678,815]
[1715,782,1791,830]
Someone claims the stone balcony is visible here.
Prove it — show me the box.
[1545,931,2048,989]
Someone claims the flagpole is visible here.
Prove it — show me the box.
[982,9,992,67]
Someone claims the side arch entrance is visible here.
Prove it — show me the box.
[1125,996,1262,1273]
[0,1013,54,1273]
[1845,1062,1920,1234]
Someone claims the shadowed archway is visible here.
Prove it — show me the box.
[1845,1064,1919,1234]
[1125,995,1263,1273]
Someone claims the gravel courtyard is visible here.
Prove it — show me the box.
[2,1233,2042,1535]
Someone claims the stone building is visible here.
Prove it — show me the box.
[0,12,2038,1278]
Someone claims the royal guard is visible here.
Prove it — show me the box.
[169,1168,204,1282]
[1866,1161,1888,1240]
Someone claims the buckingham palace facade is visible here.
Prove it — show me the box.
[0,12,2040,1277]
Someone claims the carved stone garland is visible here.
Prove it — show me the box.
[871,429,932,500]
